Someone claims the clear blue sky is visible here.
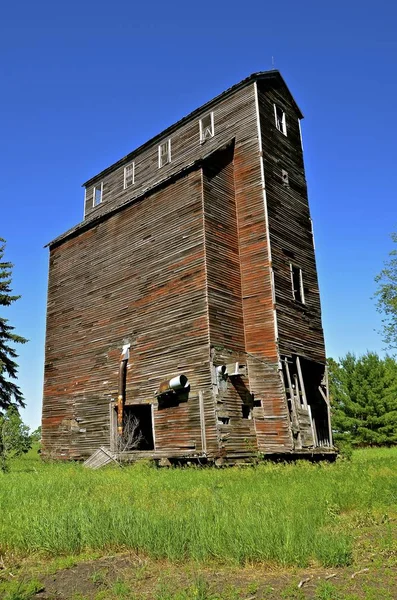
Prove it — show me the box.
[1,1,396,429]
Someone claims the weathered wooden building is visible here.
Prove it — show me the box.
[42,70,334,462]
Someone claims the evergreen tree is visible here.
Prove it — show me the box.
[0,238,27,411]
[328,352,397,446]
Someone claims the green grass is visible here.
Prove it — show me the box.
[0,447,396,568]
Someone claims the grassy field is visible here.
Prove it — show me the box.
[0,447,396,599]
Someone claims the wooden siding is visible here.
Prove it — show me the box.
[257,79,326,365]
[203,146,257,456]
[82,86,261,228]
[233,85,292,453]
[43,170,213,459]
[43,73,331,460]
[203,145,245,352]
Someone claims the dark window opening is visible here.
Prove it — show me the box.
[281,169,289,187]
[200,113,214,142]
[159,140,171,167]
[290,264,305,304]
[118,404,154,450]
[217,416,230,425]
[124,163,135,188]
[242,405,253,419]
[274,105,287,135]
[93,184,102,206]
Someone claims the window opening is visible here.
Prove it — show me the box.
[93,183,103,207]
[242,405,253,419]
[274,105,287,135]
[124,163,135,189]
[217,416,230,425]
[281,169,289,186]
[199,112,214,142]
[290,264,305,303]
[159,140,171,168]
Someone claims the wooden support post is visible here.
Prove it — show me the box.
[296,356,317,447]
[109,401,117,452]
[293,374,301,407]
[199,391,207,454]
[296,356,308,408]
[325,365,333,447]
[284,358,302,450]
[283,358,294,403]
[307,405,318,447]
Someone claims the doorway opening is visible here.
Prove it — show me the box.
[281,355,331,449]
[115,404,155,451]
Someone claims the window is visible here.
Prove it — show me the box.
[199,112,214,142]
[242,405,253,420]
[290,264,305,303]
[124,162,135,189]
[281,169,289,187]
[93,183,103,207]
[309,218,316,250]
[159,140,171,168]
[274,104,287,135]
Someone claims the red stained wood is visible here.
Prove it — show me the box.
[42,72,332,461]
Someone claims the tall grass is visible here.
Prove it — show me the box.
[0,447,396,567]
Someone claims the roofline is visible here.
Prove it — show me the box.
[47,140,235,248]
[82,70,303,188]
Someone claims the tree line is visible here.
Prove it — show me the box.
[329,233,397,447]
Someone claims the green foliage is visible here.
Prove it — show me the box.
[314,581,344,600]
[0,406,32,471]
[30,425,41,442]
[374,232,397,350]
[1,447,396,568]
[0,449,396,600]
[0,579,43,600]
[328,352,397,446]
[0,237,27,411]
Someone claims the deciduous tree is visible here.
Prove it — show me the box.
[374,232,397,351]
[0,406,31,471]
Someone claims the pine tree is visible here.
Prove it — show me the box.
[0,238,27,412]
[328,352,397,446]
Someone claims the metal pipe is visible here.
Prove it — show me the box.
[168,374,189,391]
[157,374,189,397]
[117,344,130,436]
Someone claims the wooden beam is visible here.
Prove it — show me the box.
[296,356,308,408]
[284,358,302,450]
[199,391,207,454]
[325,366,333,447]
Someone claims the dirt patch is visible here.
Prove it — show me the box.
[25,553,396,599]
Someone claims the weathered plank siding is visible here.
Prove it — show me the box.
[43,71,333,461]
[203,145,245,352]
[203,146,257,456]
[81,85,263,229]
[43,171,212,458]
[232,83,292,453]
[257,79,325,364]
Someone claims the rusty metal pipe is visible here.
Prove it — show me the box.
[117,344,130,436]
